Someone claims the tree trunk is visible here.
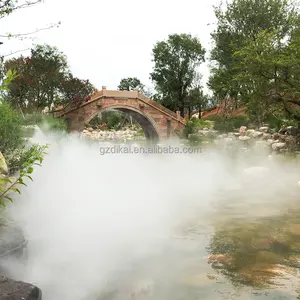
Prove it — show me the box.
[188,106,191,119]
[198,105,202,119]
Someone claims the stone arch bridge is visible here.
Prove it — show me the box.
[50,87,186,140]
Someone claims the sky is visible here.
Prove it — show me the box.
[1,0,221,94]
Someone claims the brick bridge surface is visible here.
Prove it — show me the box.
[51,87,186,140]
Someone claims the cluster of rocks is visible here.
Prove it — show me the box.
[81,127,145,142]
[189,125,300,154]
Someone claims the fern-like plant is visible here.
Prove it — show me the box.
[0,144,48,206]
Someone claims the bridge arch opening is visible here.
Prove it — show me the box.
[84,106,160,140]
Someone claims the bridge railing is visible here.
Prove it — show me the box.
[137,92,186,124]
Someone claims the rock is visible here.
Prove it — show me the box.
[285,135,297,148]
[87,127,94,132]
[0,152,8,175]
[233,132,240,137]
[0,276,42,300]
[239,126,247,136]
[259,126,269,133]
[252,131,263,138]
[266,139,276,146]
[262,133,272,140]
[239,136,251,141]
[271,142,286,151]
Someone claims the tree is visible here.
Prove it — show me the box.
[208,0,299,126]
[0,0,60,55]
[3,44,94,112]
[60,73,95,107]
[3,44,68,113]
[150,33,206,117]
[234,27,300,125]
[187,87,209,119]
[118,77,145,92]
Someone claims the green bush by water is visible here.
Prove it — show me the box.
[0,102,23,156]
[22,114,67,132]
[205,115,250,132]
[182,118,213,138]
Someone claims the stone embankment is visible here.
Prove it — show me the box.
[189,125,300,154]
[81,127,145,142]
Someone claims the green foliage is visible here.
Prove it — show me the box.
[89,111,123,130]
[5,144,45,175]
[205,115,250,132]
[118,77,145,92]
[0,0,42,19]
[182,118,213,138]
[3,44,94,113]
[150,33,206,116]
[0,144,48,206]
[60,73,94,107]
[209,0,300,125]
[22,113,67,132]
[0,101,23,155]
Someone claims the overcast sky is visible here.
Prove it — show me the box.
[1,0,221,94]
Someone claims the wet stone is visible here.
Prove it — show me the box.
[0,276,42,300]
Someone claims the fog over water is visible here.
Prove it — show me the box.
[4,130,300,300]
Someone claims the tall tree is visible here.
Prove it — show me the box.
[118,77,145,92]
[150,33,205,117]
[3,44,94,113]
[60,73,95,107]
[208,0,298,125]
[4,44,68,113]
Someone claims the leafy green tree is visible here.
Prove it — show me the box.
[208,0,298,125]
[187,87,209,119]
[150,33,206,117]
[3,44,95,112]
[60,73,94,107]
[118,77,145,92]
[4,44,68,112]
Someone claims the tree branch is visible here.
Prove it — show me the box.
[0,0,43,19]
[3,48,30,57]
[0,22,61,38]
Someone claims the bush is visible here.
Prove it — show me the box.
[182,118,213,139]
[204,115,250,132]
[264,115,299,131]
[89,111,124,130]
[0,102,23,156]
[22,114,67,132]
[190,117,213,129]
[5,144,44,175]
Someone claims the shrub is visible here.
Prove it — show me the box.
[204,115,250,132]
[0,144,48,206]
[5,144,44,175]
[0,102,23,156]
[22,114,67,132]
[89,111,124,130]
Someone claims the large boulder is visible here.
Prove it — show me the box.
[0,152,8,175]
[0,276,42,300]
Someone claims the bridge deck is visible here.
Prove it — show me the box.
[51,88,186,125]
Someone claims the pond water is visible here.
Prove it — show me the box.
[5,134,300,300]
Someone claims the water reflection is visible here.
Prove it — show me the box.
[207,187,300,297]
